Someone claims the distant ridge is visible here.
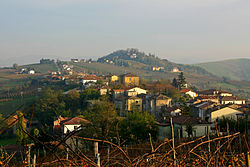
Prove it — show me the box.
[195,58,250,81]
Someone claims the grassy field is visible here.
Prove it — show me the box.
[196,58,250,81]
[0,96,36,117]
[20,63,57,74]
[0,137,16,146]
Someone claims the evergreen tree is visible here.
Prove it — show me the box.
[177,72,186,88]
[172,78,178,88]
[16,112,28,145]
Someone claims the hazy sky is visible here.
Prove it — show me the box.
[0,0,250,67]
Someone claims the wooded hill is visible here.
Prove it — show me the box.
[97,48,210,75]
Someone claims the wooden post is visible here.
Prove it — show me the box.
[246,152,250,167]
[94,142,98,157]
[107,145,110,166]
[207,126,210,153]
[96,153,101,167]
[43,146,46,157]
[170,117,176,166]
[66,148,69,160]
[27,146,31,166]
[33,154,36,167]
[149,133,154,152]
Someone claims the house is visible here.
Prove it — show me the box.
[80,59,87,63]
[71,59,79,63]
[108,75,119,83]
[172,116,211,138]
[220,96,246,105]
[99,87,110,95]
[199,89,219,96]
[180,89,198,98]
[158,115,211,140]
[53,116,70,132]
[148,94,172,117]
[219,91,233,97]
[112,89,126,99]
[191,101,217,120]
[171,67,180,73]
[81,75,100,86]
[126,96,143,111]
[196,95,219,104]
[125,87,147,97]
[161,106,182,117]
[60,117,89,135]
[130,53,137,59]
[209,106,243,122]
[28,70,35,74]
[120,73,139,87]
[152,67,164,71]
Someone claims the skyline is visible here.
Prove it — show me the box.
[0,0,250,67]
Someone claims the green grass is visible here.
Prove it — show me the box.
[0,137,16,146]
[0,96,36,117]
[20,63,57,74]
[196,58,250,81]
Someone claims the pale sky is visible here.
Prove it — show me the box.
[0,0,250,67]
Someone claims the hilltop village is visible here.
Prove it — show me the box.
[0,58,249,166]
[5,58,248,139]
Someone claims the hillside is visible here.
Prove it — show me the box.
[97,48,211,75]
[196,58,250,81]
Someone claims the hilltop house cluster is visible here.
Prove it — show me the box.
[18,59,247,141]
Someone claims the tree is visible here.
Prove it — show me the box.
[0,114,6,134]
[119,111,157,143]
[35,88,66,127]
[13,63,18,70]
[185,123,194,138]
[80,99,118,141]
[177,72,186,89]
[64,89,80,115]
[16,112,28,145]
[181,104,192,116]
[172,78,178,88]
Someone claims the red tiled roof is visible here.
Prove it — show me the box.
[82,76,100,80]
[180,89,192,93]
[199,95,218,99]
[61,117,90,125]
[113,89,125,92]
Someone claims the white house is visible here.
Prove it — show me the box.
[125,87,147,97]
[210,107,243,122]
[81,75,100,85]
[158,116,211,140]
[60,117,89,135]
[180,89,197,98]
[171,67,180,72]
[28,70,35,74]
[220,96,246,105]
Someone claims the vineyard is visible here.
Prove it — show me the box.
[1,127,249,167]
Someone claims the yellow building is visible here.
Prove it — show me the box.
[126,96,142,111]
[120,73,139,87]
[110,75,119,82]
